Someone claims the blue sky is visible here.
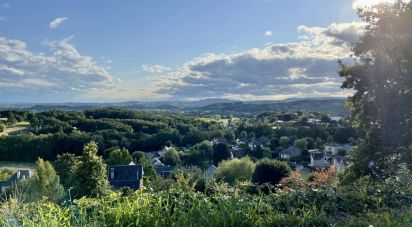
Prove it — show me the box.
[0,0,380,102]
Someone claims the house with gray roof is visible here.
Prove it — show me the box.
[279,146,302,159]
[108,162,144,189]
[0,170,31,193]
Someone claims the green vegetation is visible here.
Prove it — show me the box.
[1,2,412,226]
[251,158,291,185]
[24,158,64,203]
[214,157,255,185]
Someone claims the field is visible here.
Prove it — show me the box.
[0,161,35,172]
[0,122,30,137]
[198,117,230,126]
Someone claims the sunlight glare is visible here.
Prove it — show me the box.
[353,0,411,9]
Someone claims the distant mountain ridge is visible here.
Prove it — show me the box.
[0,97,348,115]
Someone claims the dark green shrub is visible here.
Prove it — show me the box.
[251,158,291,185]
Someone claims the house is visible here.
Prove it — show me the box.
[150,157,165,166]
[232,145,246,158]
[108,162,144,189]
[332,156,349,172]
[0,118,7,122]
[211,137,230,146]
[272,120,284,126]
[248,138,263,150]
[204,164,217,179]
[324,142,353,155]
[308,118,321,124]
[0,170,31,193]
[309,150,330,169]
[279,146,302,159]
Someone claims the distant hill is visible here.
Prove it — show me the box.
[195,99,348,115]
[0,98,348,116]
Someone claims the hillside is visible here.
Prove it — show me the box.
[0,98,348,116]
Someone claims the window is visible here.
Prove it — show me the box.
[110,168,114,179]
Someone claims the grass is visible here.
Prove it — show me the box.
[0,122,30,137]
[198,117,229,127]
[0,161,35,172]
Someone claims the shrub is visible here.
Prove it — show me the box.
[27,158,64,203]
[212,143,232,165]
[53,153,79,188]
[251,158,291,185]
[106,147,132,165]
[131,151,147,164]
[214,157,255,185]
[293,138,308,150]
[0,168,13,181]
[163,148,180,166]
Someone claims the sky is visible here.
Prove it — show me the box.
[0,0,396,103]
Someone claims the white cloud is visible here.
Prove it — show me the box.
[154,21,365,100]
[0,36,119,97]
[0,16,6,21]
[142,64,172,73]
[49,17,68,29]
[352,0,411,10]
[264,30,273,37]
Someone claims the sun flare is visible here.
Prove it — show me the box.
[353,0,410,9]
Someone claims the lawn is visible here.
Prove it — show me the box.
[0,161,35,172]
[0,121,30,137]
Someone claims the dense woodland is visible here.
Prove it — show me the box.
[0,108,356,164]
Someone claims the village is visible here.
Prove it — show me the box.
[1,112,354,192]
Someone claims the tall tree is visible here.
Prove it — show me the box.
[28,158,64,203]
[54,153,79,188]
[339,1,412,179]
[74,141,110,198]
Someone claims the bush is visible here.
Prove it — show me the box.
[106,147,132,165]
[131,151,147,164]
[0,168,13,181]
[163,148,180,166]
[212,143,232,165]
[26,158,64,203]
[251,158,291,185]
[214,157,255,185]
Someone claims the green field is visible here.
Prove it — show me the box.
[0,121,30,137]
[0,161,35,172]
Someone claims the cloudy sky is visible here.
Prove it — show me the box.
[0,0,395,103]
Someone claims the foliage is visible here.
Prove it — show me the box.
[73,141,110,198]
[26,158,64,203]
[106,147,132,165]
[163,148,180,166]
[293,138,308,150]
[339,1,412,176]
[1,173,411,227]
[251,158,291,185]
[53,153,79,188]
[212,143,232,166]
[131,151,147,164]
[279,136,290,148]
[214,157,255,185]
[0,168,13,181]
